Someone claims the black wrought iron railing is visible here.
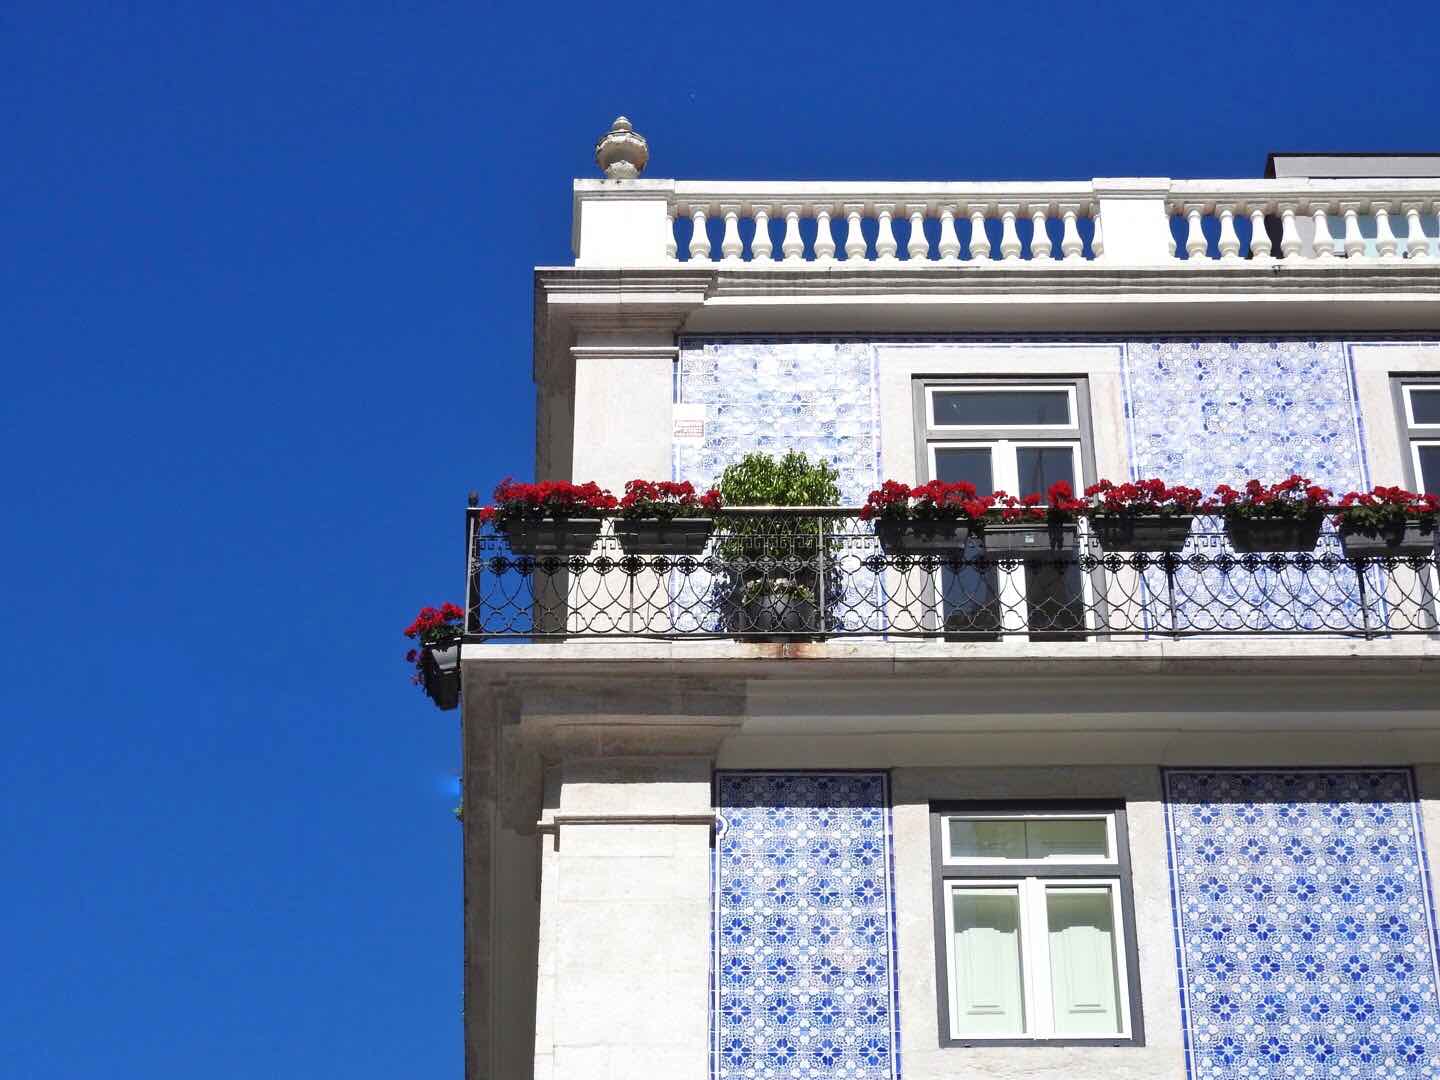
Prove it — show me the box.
[464,508,1440,642]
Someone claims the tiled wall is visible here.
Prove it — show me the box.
[1164,769,1440,1080]
[713,772,902,1080]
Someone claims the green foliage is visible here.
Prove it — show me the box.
[715,451,841,507]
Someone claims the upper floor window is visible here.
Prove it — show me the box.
[931,803,1143,1047]
[1394,380,1440,492]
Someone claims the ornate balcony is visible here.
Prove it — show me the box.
[463,508,1439,643]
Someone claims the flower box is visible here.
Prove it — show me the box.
[420,643,460,710]
[498,517,603,557]
[873,518,973,555]
[979,521,1079,554]
[1338,518,1438,559]
[1225,512,1325,553]
[1090,514,1195,553]
[612,517,715,555]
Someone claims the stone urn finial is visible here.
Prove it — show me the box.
[595,116,649,179]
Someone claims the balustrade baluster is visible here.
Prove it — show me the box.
[875,207,899,261]
[751,207,773,261]
[907,206,930,260]
[1184,206,1207,260]
[1341,204,1366,259]
[665,206,677,260]
[688,206,712,262]
[1090,210,1103,259]
[968,208,992,260]
[1248,207,1272,260]
[781,206,805,262]
[1311,206,1337,258]
[1374,204,1399,258]
[1216,206,1241,261]
[1029,207,1053,259]
[1404,204,1432,259]
[1059,206,1083,260]
[844,206,867,261]
[999,208,1022,260]
[720,205,743,262]
[1279,206,1302,258]
[937,208,961,261]
[814,207,837,261]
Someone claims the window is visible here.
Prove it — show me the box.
[1395,380,1440,492]
[930,804,1143,1046]
[914,379,1097,640]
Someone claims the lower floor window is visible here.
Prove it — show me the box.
[932,804,1143,1045]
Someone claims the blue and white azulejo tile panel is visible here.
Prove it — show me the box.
[1164,769,1440,1080]
[713,772,901,1080]
[675,339,881,504]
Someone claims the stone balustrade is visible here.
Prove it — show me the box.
[572,177,1440,268]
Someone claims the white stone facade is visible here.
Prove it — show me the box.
[461,140,1440,1080]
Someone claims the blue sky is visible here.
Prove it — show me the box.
[2,2,1436,1076]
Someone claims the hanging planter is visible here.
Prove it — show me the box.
[1225,512,1325,553]
[612,517,715,555]
[1089,514,1195,553]
[420,643,461,710]
[498,517,604,557]
[741,581,821,640]
[978,520,1080,554]
[1338,519,1438,558]
[873,518,973,555]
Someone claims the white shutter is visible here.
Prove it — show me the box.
[950,888,1027,1036]
[1044,885,1122,1036]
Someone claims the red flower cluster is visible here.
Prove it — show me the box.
[1334,486,1440,530]
[618,479,723,519]
[996,481,1087,522]
[403,602,464,682]
[1210,475,1332,518]
[1085,478,1205,515]
[859,479,996,522]
[481,479,618,522]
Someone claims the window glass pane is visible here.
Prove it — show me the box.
[952,889,1027,1036]
[1025,819,1110,859]
[1046,887,1123,1036]
[933,390,1071,427]
[1015,447,1076,499]
[1411,389,1440,425]
[1419,445,1440,492]
[934,447,995,492]
[949,819,1026,859]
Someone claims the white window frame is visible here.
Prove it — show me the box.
[942,876,1132,1042]
[942,811,1119,867]
[926,384,1079,432]
[1411,439,1440,491]
[1402,385,1440,430]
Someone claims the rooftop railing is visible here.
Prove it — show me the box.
[464,509,1439,643]
[572,178,1440,268]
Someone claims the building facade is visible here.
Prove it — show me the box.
[457,123,1440,1080]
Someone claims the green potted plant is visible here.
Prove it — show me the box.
[860,479,996,555]
[611,479,723,554]
[982,481,1086,554]
[1211,476,1332,553]
[1084,478,1204,552]
[480,478,617,557]
[714,450,841,639]
[1333,486,1440,558]
[404,603,464,710]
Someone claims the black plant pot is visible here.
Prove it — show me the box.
[1090,514,1195,553]
[421,643,460,711]
[499,517,603,557]
[742,593,820,640]
[978,521,1079,555]
[612,517,715,555]
[1225,512,1324,553]
[1338,518,1438,559]
[874,518,973,555]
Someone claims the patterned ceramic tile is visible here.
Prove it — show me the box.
[1164,769,1440,1080]
[713,772,901,1080]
